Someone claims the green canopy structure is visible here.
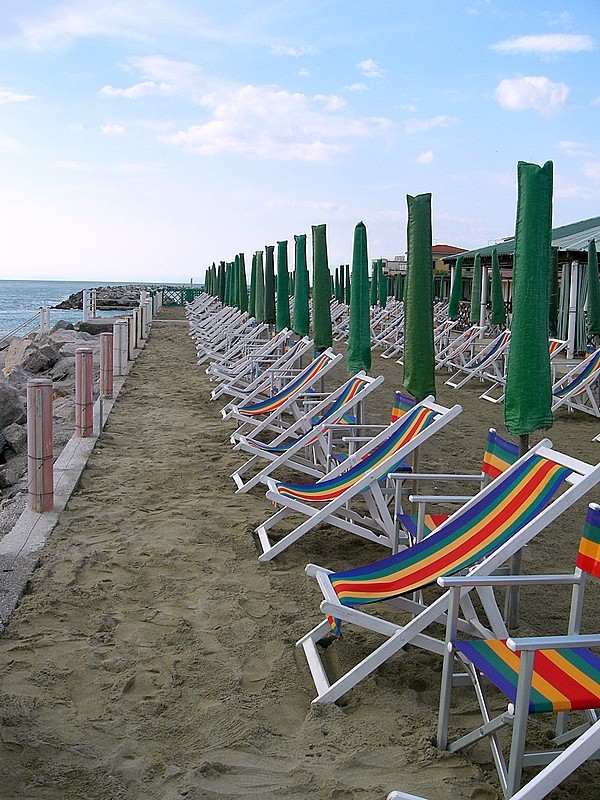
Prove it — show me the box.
[238,253,248,313]
[311,224,333,352]
[339,264,345,304]
[254,250,265,323]
[469,252,482,324]
[347,221,371,374]
[448,255,462,320]
[587,239,600,338]
[264,245,276,326]
[249,253,257,318]
[504,160,554,441]
[490,248,507,326]
[345,264,351,304]
[292,234,310,337]
[276,240,290,332]
[402,193,436,402]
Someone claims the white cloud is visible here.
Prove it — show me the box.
[416,150,434,165]
[270,44,316,57]
[164,83,395,162]
[100,80,173,98]
[582,162,600,183]
[494,76,569,115]
[346,83,368,93]
[314,94,346,111]
[298,68,310,78]
[557,140,593,158]
[0,88,34,104]
[358,59,385,78]
[101,122,125,134]
[554,173,599,200]
[491,34,594,55]
[404,115,455,134]
[0,134,23,150]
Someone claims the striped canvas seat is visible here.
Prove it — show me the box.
[552,348,600,402]
[438,503,600,796]
[273,403,440,504]
[329,452,570,617]
[396,428,520,544]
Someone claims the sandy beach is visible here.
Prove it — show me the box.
[0,306,599,800]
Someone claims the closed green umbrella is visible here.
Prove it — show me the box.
[504,160,554,442]
[249,253,257,319]
[549,247,559,338]
[469,253,482,324]
[254,250,265,323]
[587,239,600,338]
[339,264,345,304]
[224,262,232,306]
[218,261,226,304]
[292,234,310,337]
[264,245,276,326]
[448,255,463,320]
[377,259,387,307]
[403,193,436,402]
[276,240,290,332]
[369,260,378,306]
[347,221,371,374]
[345,264,351,304]
[312,223,333,352]
[238,253,248,313]
[490,248,506,326]
[334,269,340,302]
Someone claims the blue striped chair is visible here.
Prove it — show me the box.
[437,503,600,797]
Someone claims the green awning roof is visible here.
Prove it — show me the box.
[445,215,600,263]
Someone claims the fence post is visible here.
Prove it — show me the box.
[112,320,128,376]
[75,347,94,437]
[99,332,114,398]
[27,378,54,512]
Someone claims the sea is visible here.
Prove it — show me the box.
[0,280,139,340]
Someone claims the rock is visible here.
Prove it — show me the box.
[52,395,75,422]
[2,364,35,394]
[0,455,27,490]
[49,356,76,382]
[50,320,75,332]
[2,423,27,455]
[0,377,25,429]
[75,318,124,335]
[3,338,61,375]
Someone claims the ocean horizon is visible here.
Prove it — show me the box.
[0,279,196,339]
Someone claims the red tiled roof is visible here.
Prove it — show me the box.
[432,244,468,255]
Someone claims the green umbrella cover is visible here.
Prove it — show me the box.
[347,222,372,374]
[448,255,462,320]
[264,245,276,325]
[587,239,600,338]
[403,193,436,402]
[249,253,257,318]
[238,253,248,313]
[276,240,290,332]
[312,223,333,352]
[369,260,378,306]
[490,248,507,326]
[469,253,482,324]
[504,160,554,438]
[292,234,310,337]
[254,250,265,323]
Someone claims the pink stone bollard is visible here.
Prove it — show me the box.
[99,332,114,398]
[27,378,54,512]
[75,347,94,437]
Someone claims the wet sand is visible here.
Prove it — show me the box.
[0,307,599,800]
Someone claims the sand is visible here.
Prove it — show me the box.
[0,307,599,800]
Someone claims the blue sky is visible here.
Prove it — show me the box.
[0,0,599,283]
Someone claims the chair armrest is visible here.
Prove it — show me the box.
[438,573,580,589]
[408,494,473,504]
[507,634,600,652]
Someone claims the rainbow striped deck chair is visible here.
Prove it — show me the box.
[445,329,511,390]
[437,502,600,797]
[230,372,385,494]
[551,347,600,418]
[223,348,343,442]
[255,397,462,562]
[396,428,519,545]
[296,441,600,704]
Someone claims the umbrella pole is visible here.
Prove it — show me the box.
[505,433,529,628]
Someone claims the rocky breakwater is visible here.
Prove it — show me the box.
[0,321,102,511]
[54,284,157,311]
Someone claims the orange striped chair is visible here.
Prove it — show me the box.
[296,442,600,705]
[437,502,600,798]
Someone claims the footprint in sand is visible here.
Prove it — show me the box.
[240,641,284,693]
[239,596,270,619]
